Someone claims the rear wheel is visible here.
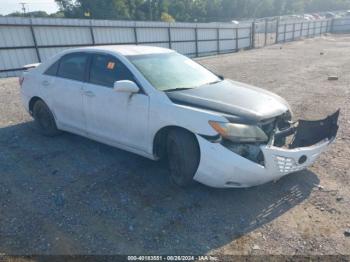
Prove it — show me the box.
[167,129,200,187]
[32,100,61,137]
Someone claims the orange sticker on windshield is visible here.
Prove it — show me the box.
[107,61,115,70]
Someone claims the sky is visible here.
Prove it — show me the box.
[0,0,59,15]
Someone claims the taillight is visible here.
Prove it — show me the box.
[19,76,24,87]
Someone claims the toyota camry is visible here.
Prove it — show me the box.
[20,45,339,188]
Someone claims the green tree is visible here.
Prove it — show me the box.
[305,0,350,12]
[54,0,350,22]
[191,0,207,22]
[6,11,50,17]
[161,12,175,22]
[168,0,193,21]
[55,0,132,19]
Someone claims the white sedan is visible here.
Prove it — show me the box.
[20,46,339,188]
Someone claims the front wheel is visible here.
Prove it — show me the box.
[32,100,61,137]
[167,129,200,187]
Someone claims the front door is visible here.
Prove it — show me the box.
[82,53,149,152]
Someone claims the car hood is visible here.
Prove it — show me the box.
[166,79,290,123]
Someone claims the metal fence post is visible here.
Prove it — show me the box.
[89,20,95,45]
[264,18,268,46]
[168,24,172,49]
[292,23,295,41]
[29,18,41,63]
[330,18,335,33]
[251,21,255,48]
[195,27,199,57]
[300,22,303,38]
[235,27,239,52]
[216,27,220,54]
[133,26,138,45]
[283,23,287,42]
[275,17,280,44]
[307,21,310,37]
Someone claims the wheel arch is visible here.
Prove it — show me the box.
[152,125,200,160]
[28,96,44,114]
[28,97,57,122]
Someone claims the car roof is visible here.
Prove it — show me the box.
[66,45,174,56]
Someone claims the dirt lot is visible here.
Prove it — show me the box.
[0,35,349,256]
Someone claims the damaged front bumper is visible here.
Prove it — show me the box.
[194,110,340,188]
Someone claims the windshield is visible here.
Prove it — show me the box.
[127,52,220,91]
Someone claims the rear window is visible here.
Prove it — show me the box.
[44,60,59,76]
[57,53,89,82]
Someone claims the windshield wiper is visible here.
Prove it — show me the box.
[165,80,222,92]
[165,87,195,92]
[206,80,222,85]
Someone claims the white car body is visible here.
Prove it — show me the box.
[20,45,339,188]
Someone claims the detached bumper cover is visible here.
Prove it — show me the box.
[194,111,339,188]
[290,110,339,148]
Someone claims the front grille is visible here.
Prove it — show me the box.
[275,155,304,173]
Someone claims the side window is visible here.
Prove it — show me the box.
[89,54,135,88]
[44,60,59,76]
[57,53,88,82]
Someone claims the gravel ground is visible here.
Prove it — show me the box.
[0,35,349,256]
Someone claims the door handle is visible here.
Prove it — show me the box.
[84,91,95,97]
[42,80,50,87]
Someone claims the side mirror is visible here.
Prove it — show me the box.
[113,80,139,93]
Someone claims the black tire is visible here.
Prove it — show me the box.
[32,100,61,137]
[166,129,200,187]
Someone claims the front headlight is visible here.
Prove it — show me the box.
[209,121,268,143]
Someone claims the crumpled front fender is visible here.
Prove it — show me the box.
[193,110,340,188]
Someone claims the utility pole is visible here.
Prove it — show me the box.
[20,2,27,15]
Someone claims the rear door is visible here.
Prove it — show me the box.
[44,52,88,133]
[82,53,150,151]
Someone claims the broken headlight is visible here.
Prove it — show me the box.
[209,121,268,143]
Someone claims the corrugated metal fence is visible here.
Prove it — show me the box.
[252,17,332,48]
[0,17,252,77]
[332,17,350,32]
[0,16,349,78]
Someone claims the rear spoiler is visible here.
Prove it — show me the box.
[23,63,41,70]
